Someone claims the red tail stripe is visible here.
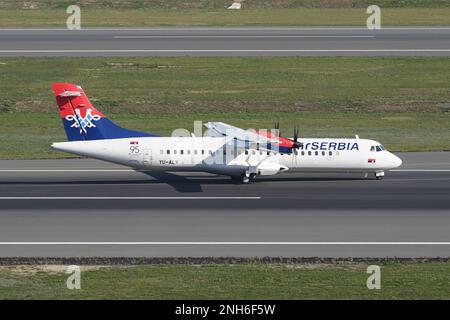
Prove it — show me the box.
[52,83,105,119]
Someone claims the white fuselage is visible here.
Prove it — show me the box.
[52,136,402,178]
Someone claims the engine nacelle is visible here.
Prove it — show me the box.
[257,162,289,176]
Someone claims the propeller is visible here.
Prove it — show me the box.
[272,121,303,149]
[291,126,303,149]
[273,121,281,137]
[274,121,280,130]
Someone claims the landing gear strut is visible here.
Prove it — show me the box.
[241,173,257,184]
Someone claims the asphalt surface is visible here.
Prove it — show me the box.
[1,27,450,56]
[0,152,449,257]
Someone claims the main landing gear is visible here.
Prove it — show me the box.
[237,166,258,184]
[232,171,258,184]
[242,173,257,184]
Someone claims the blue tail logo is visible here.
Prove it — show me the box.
[65,108,101,134]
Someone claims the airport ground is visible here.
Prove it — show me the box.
[1,2,449,299]
[1,261,450,299]
[0,152,448,299]
[0,152,449,258]
[2,0,450,27]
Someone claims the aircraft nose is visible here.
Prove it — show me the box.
[392,154,402,168]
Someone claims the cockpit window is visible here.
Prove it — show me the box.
[371,145,386,152]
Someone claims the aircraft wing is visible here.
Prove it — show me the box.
[204,122,279,145]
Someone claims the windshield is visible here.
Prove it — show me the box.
[371,145,386,152]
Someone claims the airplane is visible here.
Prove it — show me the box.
[51,83,402,184]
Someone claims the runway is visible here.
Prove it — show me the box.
[0,152,449,257]
[1,27,450,56]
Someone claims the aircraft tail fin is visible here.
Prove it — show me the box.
[52,83,156,141]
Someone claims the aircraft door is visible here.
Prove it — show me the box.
[142,149,152,166]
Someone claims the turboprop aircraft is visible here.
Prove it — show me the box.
[51,83,402,184]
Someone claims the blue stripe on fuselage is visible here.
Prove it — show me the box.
[62,118,157,141]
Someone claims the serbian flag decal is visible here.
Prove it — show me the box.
[368,158,376,163]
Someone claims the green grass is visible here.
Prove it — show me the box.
[2,7,450,27]
[2,0,450,27]
[2,57,450,114]
[0,56,450,158]
[1,262,449,299]
[4,1,450,10]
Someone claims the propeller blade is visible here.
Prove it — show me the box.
[273,120,281,137]
[292,127,303,149]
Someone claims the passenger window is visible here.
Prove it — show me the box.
[201,150,205,155]
[301,151,305,156]
[187,150,191,155]
[180,150,184,155]
[245,150,248,155]
[167,150,170,155]
[174,150,177,155]
[322,151,325,156]
[194,150,198,155]
[308,151,311,156]
[315,151,318,156]
[329,151,332,156]
[267,151,270,156]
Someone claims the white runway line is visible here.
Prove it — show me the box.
[2,27,450,31]
[0,242,449,245]
[0,196,260,200]
[1,169,449,172]
[113,35,375,39]
[0,169,135,172]
[2,49,450,54]
[392,169,450,172]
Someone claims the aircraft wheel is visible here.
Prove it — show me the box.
[242,175,250,184]
[374,171,385,180]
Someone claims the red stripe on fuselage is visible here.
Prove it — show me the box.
[257,130,295,148]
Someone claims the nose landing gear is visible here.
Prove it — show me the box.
[374,171,385,180]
